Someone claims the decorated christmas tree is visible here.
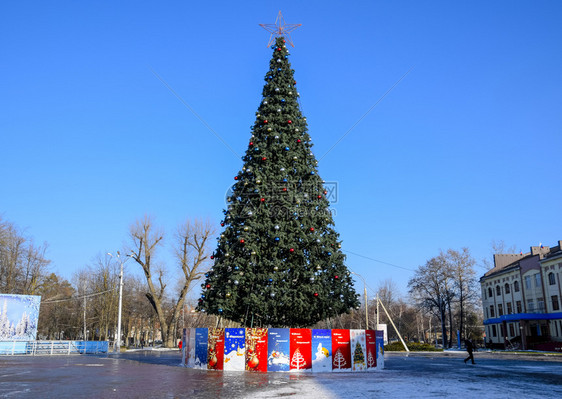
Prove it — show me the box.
[197,13,359,327]
[353,341,365,365]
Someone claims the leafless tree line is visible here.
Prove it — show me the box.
[0,215,216,347]
[2,214,483,347]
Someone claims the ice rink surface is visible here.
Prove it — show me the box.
[1,350,562,398]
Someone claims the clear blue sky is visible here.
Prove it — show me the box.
[2,1,561,299]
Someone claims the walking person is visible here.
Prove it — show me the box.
[464,339,475,364]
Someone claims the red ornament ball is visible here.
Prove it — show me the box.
[260,198,266,202]
[210,255,214,259]
[249,142,254,146]
[335,276,339,279]
[206,284,211,288]
[234,176,238,180]
[261,157,267,161]
[282,187,287,192]
[289,248,294,253]
[247,355,259,369]
[297,139,301,143]
[263,119,268,124]
[317,195,322,199]
[287,120,292,124]
[277,47,281,51]
[314,293,319,297]
[240,239,245,244]
[309,227,314,232]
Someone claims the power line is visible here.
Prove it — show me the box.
[42,288,117,304]
[343,249,415,272]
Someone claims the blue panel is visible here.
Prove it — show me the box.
[312,329,332,372]
[195,328,209,369]
[267,328,290,371]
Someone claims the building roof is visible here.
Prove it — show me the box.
[540,241,562,263]
[481,241,561,281]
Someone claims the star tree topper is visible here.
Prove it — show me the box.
[259,11,301,47]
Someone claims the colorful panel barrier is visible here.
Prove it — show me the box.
[182,328,384,373]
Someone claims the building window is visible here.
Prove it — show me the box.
[552,295,560,311]
[537,298,544,312]
[509,323,515,337]
[535,273,541,287]
[525,276,531,290]
[505,283,510,294]
[549,272,556,285]
[514,281,520,292]
[496,285,501,296]
[488,287,493,297]
[527,299,534,312]
[516,300,522,313]
[490,305,495,317]
[498,304,503,316]
[492,325,497,337]
[507,302,512,314]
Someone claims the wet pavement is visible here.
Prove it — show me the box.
[1,350,562,398]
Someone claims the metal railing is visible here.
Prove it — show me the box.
[0,340,109,355]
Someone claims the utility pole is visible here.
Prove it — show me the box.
[83,281,87,341]
[376,293,379,327]
[108,251,131,352]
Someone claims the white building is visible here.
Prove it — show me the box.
[480,241,562,350]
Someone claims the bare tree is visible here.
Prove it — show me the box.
[88,254,119,341]
[409,256,452,348]
[0,216,50,295]
[129,216,214,347]
[37,273,76,339]
[445,248,477,341]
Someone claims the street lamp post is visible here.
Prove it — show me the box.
[108,251,130,352]
[350,271,368,329]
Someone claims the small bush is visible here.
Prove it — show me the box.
[384,342,443,352]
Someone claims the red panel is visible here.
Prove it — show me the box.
[290,329,312,371]
[331,329,351,371]
[246,328,268,372]
[207,328,224,370]
[365,330,377,369]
